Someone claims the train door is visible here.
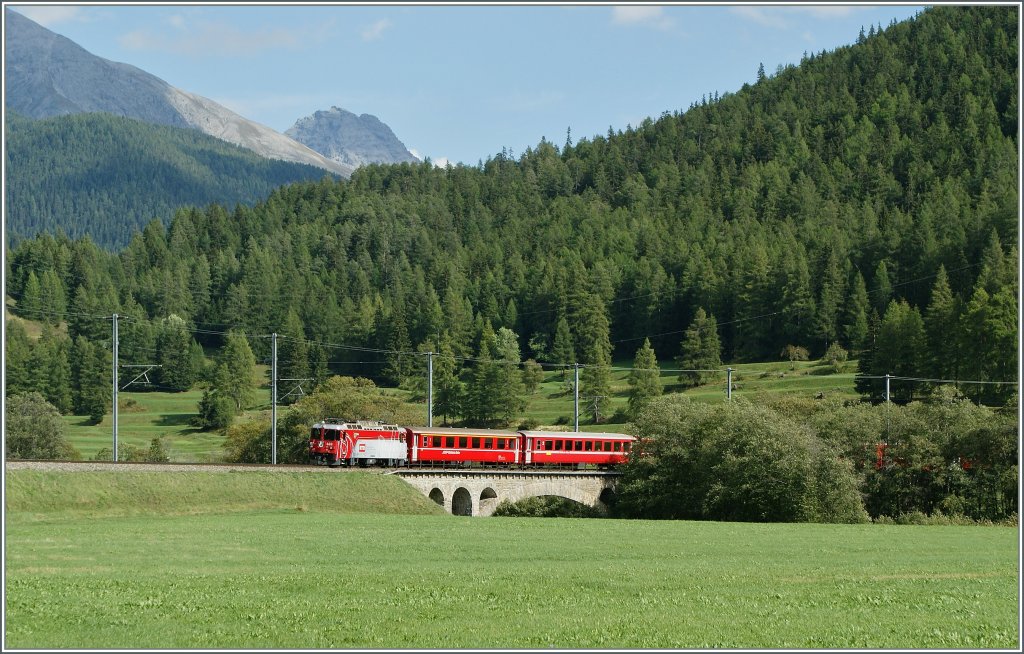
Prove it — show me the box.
[523,433,532,465]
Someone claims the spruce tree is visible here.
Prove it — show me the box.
[844,270,871,353]
[677,308,722,387]
[627,338,662,420]
[221,330,257,412]
[924,265,959,381]
[550,315,576,379]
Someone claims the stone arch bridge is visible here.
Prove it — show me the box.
[392,468,622,517]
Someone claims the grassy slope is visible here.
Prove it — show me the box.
[4,505,1017,649]
[4,469,444,521]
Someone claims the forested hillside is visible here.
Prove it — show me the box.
[5,6,1018,423]
[4,112,337,248]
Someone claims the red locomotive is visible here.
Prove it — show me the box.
[309,422,634,469]
[309,420,408,467]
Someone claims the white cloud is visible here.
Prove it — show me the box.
[794,6,858,20]
[12,5,88,27]
[729,6,790,30]
[730,5,861,30]
[611,6,674,31]
[361,18,392,42]
[119,19,334,57]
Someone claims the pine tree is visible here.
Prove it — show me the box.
[156,315,198,392]
[493,327,526,425]
[5,320,33,396]
[677,308,722,387]
[627,338,662,420]
[550,315,576,379]
[433,339,463,426]
[577,300,612,423]
[195,363,235,430]
[277,309,310,401]
[37,326,73,414]
[39,269,66,326]
[924,265,960,381]
[844,270,871,353]
[816,248,846,350]
[221,330,257,412]
[871,260,894,314]
[19,271,42,319]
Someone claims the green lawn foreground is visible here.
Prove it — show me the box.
[4,471,1018,649]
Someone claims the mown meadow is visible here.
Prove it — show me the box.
[62,358,858,462]
[4,469,1018,650]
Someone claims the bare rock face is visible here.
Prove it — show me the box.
[4,8,352,177]
[286,106,420,169]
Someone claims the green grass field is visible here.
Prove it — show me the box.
[4,469,1019,649]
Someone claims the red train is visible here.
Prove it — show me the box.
[308,420,634,469]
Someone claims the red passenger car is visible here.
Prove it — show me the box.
[522,431,634,468]
[406,427,521,466]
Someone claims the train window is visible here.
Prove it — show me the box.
[613,442,621,452]
[422,436,429,447]
[445,437,455,448]
[585,441,593,451]
[623,442,631,452]
[575,441,582,450]
[555,440,563,451]
[604,441,612,452]
[484,438,493,449]
[459,437,468,448]
[472,438,481,449]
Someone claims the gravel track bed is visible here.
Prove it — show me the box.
[4,461,363,473]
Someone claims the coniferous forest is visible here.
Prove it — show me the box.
[4,111,337,248]
[5,6,1019,426]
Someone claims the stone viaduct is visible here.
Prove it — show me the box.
[392,468,621,517]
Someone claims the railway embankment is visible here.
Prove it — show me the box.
[4,462,443,520]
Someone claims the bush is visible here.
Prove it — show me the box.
[617,396,867,523]
[492,496,603,518]
[822,342,848,373]
[517,417,541,430]
[5,392,80,460]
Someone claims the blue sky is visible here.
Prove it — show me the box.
[9,2,929,167]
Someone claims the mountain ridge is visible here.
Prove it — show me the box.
[4,8,353,177]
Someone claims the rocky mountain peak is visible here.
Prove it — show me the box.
[285,107,420,169]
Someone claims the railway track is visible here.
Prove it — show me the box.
[5,460,623,475]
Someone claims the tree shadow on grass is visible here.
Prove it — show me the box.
[156,413,195,427]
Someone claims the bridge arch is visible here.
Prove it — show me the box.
[451,487,473,516]
[428,488,444,507]
[479,487,498,515]
[498,481,608,514]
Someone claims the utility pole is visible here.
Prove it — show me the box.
[427,351,434,428]
[884,373,891,403]
[271,332,277,465]
[112,313,118,462]
[726,367,733,401]
[573,363,580,432]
